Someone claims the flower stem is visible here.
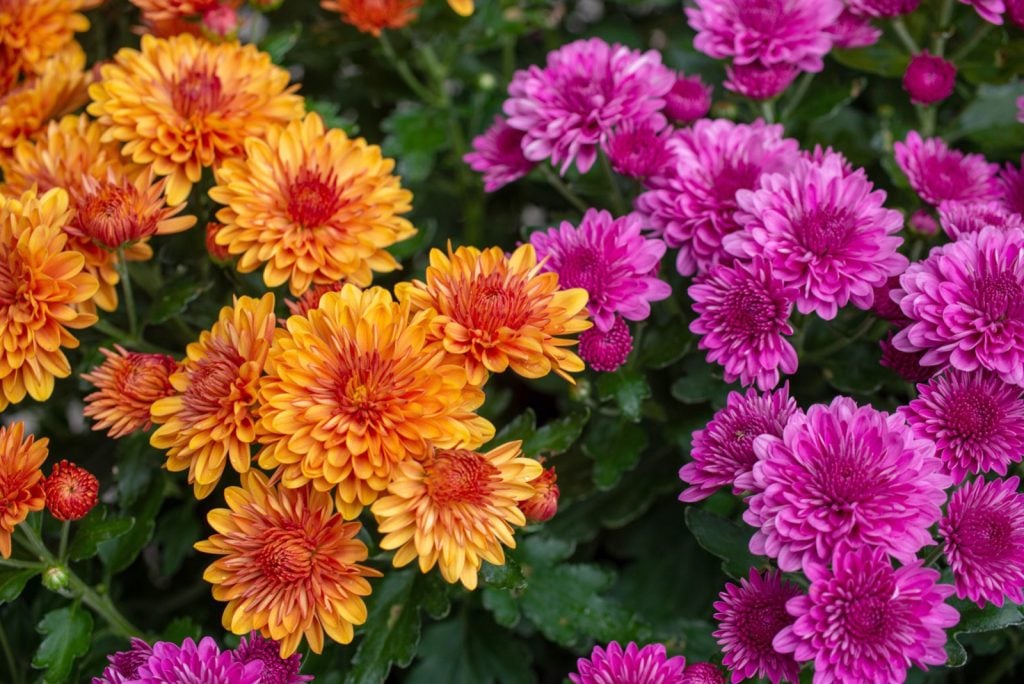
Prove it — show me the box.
[378,31,439,105]
[916,103,938,137]
[923,546,944,568]
[539,165,589,213]
[0,558,44,570]
[780,72,815,124]
[813,314,879,357]
[759,99,776,124]
[599,150,627,216]
[891,17,920,54]
[933,0,956,56]
[116,248,139,339]
[58,521,70,563]
[0,622,22,684]
[951,23,993,62]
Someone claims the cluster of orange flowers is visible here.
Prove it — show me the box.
[323,0,474,37]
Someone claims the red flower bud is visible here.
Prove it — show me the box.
[519,465,559,523]
[44,461,99,521]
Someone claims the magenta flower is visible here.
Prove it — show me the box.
[727,153,907,320]
[961,0,1006,24]
[569,641,686,684]
[723,61,799,100]
[744,397,951,572]
[135,638,261,684]
[604,123,672,180]
[828,9,882,49]
[713,569,801,684]
[941,476,1024,607]
[504,38,674,174]
[871,274,910,325]
[233,632,312,684]
[893,226,1024,386]
[686,0,843,72]
[998,156,1024,216]
[879,332,936,383]
[665,73,713,123]
[464,116,535,192]
[681,663,726,684]
[848,0,922,16]
[93,638,153,684]
[578,317,633,372]
[938,200,1024,238]
[901,370,1024,482]
[636,119,800,276]
[1010,0,1024,27]
[894,131,1001,205]
[909,208,940,236]
[774,547,958,684]
[903,52,956,105]
[529,209,670,331]
[679,384,800,502]
[689,257,798,391]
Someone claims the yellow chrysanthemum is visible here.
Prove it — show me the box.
[210,113,415,296]
[0,422,48,559]
[257,284,495,519]
[0,187,98,411]
[150,293,276,499]
[395,243,591,386]
[447,0,472,16]
[195,471,381,658]
[372,441,540,590]
[0,0,92,87]
[88,33,305,205]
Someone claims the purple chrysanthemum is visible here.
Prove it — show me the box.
[941,476,1024,607]
[893,226,1024,386]
[713,569,801,684]
[723,61,800,100]
[636,119,800,276]
[938,200,1024,239]
[135,637,261,684]
[848,0,922,16]
[233,632,312,684]
[829,9,882,49]
[92,638,153,684]
[568,641,687,684]
[727,154,907,320]
[604,123,673,180]
[679,384,800,502]
[879,332,936,383]
[903,52,957,105]
[504,38,674,174]
[744,396,951,572]
[529,209,670,331]
[578,317,633,372]
[464,116,536,192]
[665,73,713,123]
[894,131,1001,205]
[961,0,1006,24]
[774,547,958,684]
[686,0,843,72]
[681,663,726,684]
[689,257,798,391]
[998,157,1024,216]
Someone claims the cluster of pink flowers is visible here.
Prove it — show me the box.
[569,641,725,684]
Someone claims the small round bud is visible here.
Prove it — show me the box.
[41,566,70,593]
[519,465,559,523]
[665,73,712,124]
[903,52,956,105]
[202,5,239,42]
[579,317,633,373]
[44,460,99,522]
[205,222,233,264]
[477,72,497,91]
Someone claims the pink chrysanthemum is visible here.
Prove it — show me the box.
[529,209,670,331]
[233,632,312,684]
[136,637,261,683]
[893,226,1024,386]
[900,370,1024,482]
[636,119,800,276]
[503,38,674,174]
[569,641,686,684]
[961,0,1006,24]
[464,115,535,192]
[940,476,1024,607]
[879,332,936,383]
[713,569,801,684]
[665,73,712,123]
[998,156,1024,216]
[679,384,800,502]
[909,208,941,236]
[744,396,951,572]
[1010,0,1024,27]
[938,200,1024,238]
[894,131,1001,206]
[848,0,921,16]
[686,0,842,72]
[871,274,910,325]
[93,638,153,684]
[681,663,726,684]
[578,317,633,372]
[903,52,957,105]
[604,123,672,180]
[774,547,958,684]
[829,9,882,49]
[723,61,799,100]
[727,154,907,320]
[689,258,798,391]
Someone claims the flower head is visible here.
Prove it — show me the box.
[464,115,535,192]
[82,346,178,439]
[961,0,1006,24]
[135,637,262,683]
[879,332,935,383]
[569,642,687,684]
[320,0,421,36]
[903,51,956,105]
[205,222,232,263]
[723,61,799,100]
[681,663,725,684]
[848,0,921,16]
[894,131,1001,205]
[195,472,380,657]
[93,637,153,684]
[603,122,672,180]
[665,73,712,123]
[999,156,1024,216]
[233,632,312,684]
[43,460,98,521]
[828,9,881,49]
[519,463,559,523]
[0,422,47,558]
[372,442,541,589]
[0,0,90,83]
[938,200,1024,238]
[577,317,633,372]
[909,208,941,236]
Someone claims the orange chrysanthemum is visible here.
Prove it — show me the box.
[285,282,344,317]
[82,345,179,438]
[0,188,98,411]
[194,471,381,658]
[43,460,99,521]
[320,0,421,36]
[0,0,92,86]
[372,441,541,589]
[395,243,591,386]
[520,462,559,523]
[257,284,495,519]
[210,113,415,296]
[0,422,47,558]
[128,0,243,38]
[87,34,305,205]
[150,293,276,499]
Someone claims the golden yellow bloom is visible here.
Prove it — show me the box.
[0,0,91,86]
[151,293,276,499]
[395,243,591,386]
[257,284,495,519]
[82,345,179,439]
[88,34,305,205]
[320,0,421,36]
[372,441,540,589]
[0,422,48,559]
[0,188,98,411]
[447,0,472,16]
[195,471,381,658]
[210,113,415,296]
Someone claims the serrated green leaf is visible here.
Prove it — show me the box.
[596,368,650,422]
[522,409,590,457]
[162,616,202,644]
[684,507,766,579]
[481,555,525,591]
[32,605,93,683]
[114,432,160,509]
[831,42,908,77]
[491,409,536,446]
[406,611,533,684]
[346,570,424,684]
[153,500,198,577]
[583,418,648,490]
[953,82,1024,157]
[637,319,691,369]
[945,600,1024,667]
[670,356,733,407]
[145,279,211,326]
[99,478,164,574]
[0,567,40,604]
[68,506,134,561]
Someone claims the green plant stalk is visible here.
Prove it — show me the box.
[951,23,994,62]
[811,314,879,358]
[0,622,22,684]
[378,32,439,106]
[891,17,920,54]
[933,0,956,56]
[780,72,815,123]
[539,165,589,213]
[58,520,70,564]
[916,103,938,137]
[759,99,776,124]
[116,248,139,340]
[91,319,174,355]
[599,150,627,216]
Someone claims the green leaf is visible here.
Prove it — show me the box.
[145,279,211,326]
[406,611,533,684]
[162,616,202,644]
[953,82,1024,157]
[153,500,199,577]
[831,42,908,77]
[522,408,590,457]
[0,567,40,603]
[32,605,93,683]
[98,478,164,574]
[596,368,650,422]
[346,570,429,684]
[945,600,1024,667]
[381,102,450,184]
[260,23,302,63]
[307,100,359,135]
[684,507,766,579]
[480,556,525,592]
[637,318,692,369]
[491,409,536,446]
[821,341,889,395]
[670,355,733,408]
[68,506,134,561]
[114,432,159,509]
[583,418,649,490]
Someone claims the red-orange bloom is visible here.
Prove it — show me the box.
[82,345,179,438]
[519,463,559,523]
[0,422,47,558]
[284,282,344,318]
[320,0,422,36]
[43,460,99,521]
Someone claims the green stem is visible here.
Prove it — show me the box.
[891,17,920,54]
[0,558,44,570]
[92,319,175,355]
[759,99,776,124]
[599,150,627,216]
[539,165,589,213]
[916,103,937,137]
[951,23,993,62]
[923,546,944,568]
[0,622,22,684]
[116,248,138,339]
[813,315,878,357]
[379,32,439,105]
[780,72,815,123]
[933,0,956,56]
[58,520,70,563]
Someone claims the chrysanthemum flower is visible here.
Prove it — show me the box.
[503,38,674,174]
[713,570,801,684]
[901,370,1024,482]
[937,200,1024,238]
[879,332,935,383]
[569,642,687,684]
[961,0,1006,24]
[727,153,907,320]
[774,547,958,684]
[0,0,91,81]
[258,285,495,518]
[0,188,98,411]
[745,396,950,572]
[723,61,799,101]
[372,442,540,589]
[603,122,672,180]
[828,9,881,49]
[999,156,1024,216]
[93,637,153,684]
[687,0,842,71]
[82,346,178,439]
[129,0,241,37]
[320,0,421,36]
[519,462,559,523]
[464,115,535,192]
[1010,0,1024,27]
[150,293,276,499]
[232,632,312,684]
[88,34,304,205]
[903,52,957,105]
[577,317,633,373]
[664,73,712,124]
[43,460,98,521]
[209,113,414,296]
[894,131,1001,206]
[688,257,798,391]
[136,637,262,683]
[0,422,47,559]
[195,471,381,658]
[848,0,921,16]
[396,243,591,386]
[636,119,800,277]
[679,384,800,502]
[893,226,1024,386]
[681,663,725,684]
[941,476,1024,607]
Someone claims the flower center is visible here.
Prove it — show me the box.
[286,168,343,229]
[557,247,605,295]
[172,67,224,119]
[738,0,783,32]
[255,528,315,584]
[0,248,24,308]
[957,509,1013,561]
[735,595,791,653]
[457,273,531,332]
[945,386,1001,441]
[183,344,244,417]
[797,208,853,257]
[814,449,872,510]
[722,284,777,335]
[845,595,891,640]
[75,182,155,249]
[712,162,760,206]
[425,449,497,508]
[974,272,1024,324]
[332,349,397,429]
[930,157,967,199]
